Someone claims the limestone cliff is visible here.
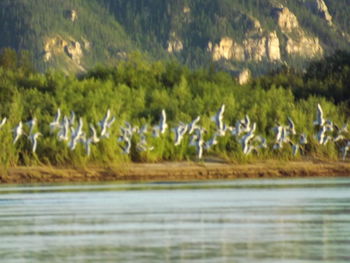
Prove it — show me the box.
[305,0,333,26]
[273,6,299,33]
[273,5,323,58]
[166,32,183,53]
[43,35,86,72]
[208,31,281,62]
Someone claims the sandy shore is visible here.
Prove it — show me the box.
[0,160,350,184]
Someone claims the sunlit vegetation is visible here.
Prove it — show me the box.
[0,48,349,167]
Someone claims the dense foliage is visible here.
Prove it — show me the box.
[0,0,349,73]
[254,50,350,106]
[0,49,349,167]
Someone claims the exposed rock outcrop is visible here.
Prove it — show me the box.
[286,37,323,57]
[273,7,299,33]
[167,32,184,53]
[315,0,332,25]
[64,41,83,64]
[183,6,190,14]
[208,37,244,61]
[273,5,323,57]
[306,0,333,25]
[64,10,78,22]
[266,31,281,61]
[237,68,251,85]
[44,36,84,64]
[167,39,183,53]
[43,36,68,62]
[208,31,280,62]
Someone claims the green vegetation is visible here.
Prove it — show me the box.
[0,0,349,74]
[0,48,349,168]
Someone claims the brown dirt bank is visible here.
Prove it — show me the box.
[1,160,350,184]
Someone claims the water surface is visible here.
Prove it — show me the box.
[1,178,350,262]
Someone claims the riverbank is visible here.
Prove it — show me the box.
[0,160,350,184]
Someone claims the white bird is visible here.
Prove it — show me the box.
[99,109,115,138]
[121,135,131,154]
[273,141,283,150]
[240,115,251,133]
[13,121,24,144]
[313,104,325,126]
[99,109,111,127]
[83,125,101,156]
[88,124,100,144]
[240,123,256,154]
[212,104,225,132]
[152,110,168,137]
[136,135,154,152]
[173,123,188,146]
[341,141,350,160]
[316,125,332,145]
[244,145,258,155]
[254,136,267,149]
[0,117,7,129]
[159,109,168,134]
[138,124,148,136]
[28,132,42,153]
[338,123,348,134]
[50,108,61,132]
[69,117,84,150]
[83,127,100,156]
[196,139,204,159]
[152,126,160,138]
[205,133,218,150]
[192,128,206,159]
[280,126,290,144]
[316,126,326,144]
[58,116,70,141]
[334,134,345,142]
[69,111,76,126]
[26,117,37,135]
[334,123,348,142]
[272,124,284,144]
[231,120,243,137]
[188,116,200,134]
[300,133,308,145]
[287,117,296,135]
[292,144,299,156]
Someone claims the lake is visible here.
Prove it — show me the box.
[0,178,350,262]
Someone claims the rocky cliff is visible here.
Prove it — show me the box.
[0,0,349,74]
[206,4,324,65]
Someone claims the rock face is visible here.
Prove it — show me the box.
[206,6,323,64]
[306,0,333,25]
[167,39,183,53]
[43,35,85,69]
[209,37,243,61]
[274,7,299,33]
[286,37,323,57]
[43,36,68,62]
[315,0,332,25]
[237,68,251,85]
[208,31,280,62]
[273,6,323,58]
[266,32,281,61]
[67,10,78,22]
[64,41,83,64]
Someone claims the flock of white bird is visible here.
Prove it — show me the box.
[3,103,350,160]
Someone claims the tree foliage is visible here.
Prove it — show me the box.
[0,48,348,167]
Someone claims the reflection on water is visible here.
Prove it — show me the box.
[1,178,350,262]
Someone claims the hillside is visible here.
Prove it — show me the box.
[0,0,349,74]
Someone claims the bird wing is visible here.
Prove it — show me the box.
[317,104,323,123]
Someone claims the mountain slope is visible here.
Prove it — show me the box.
[0,0,349,74]
[0,0,135,73]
